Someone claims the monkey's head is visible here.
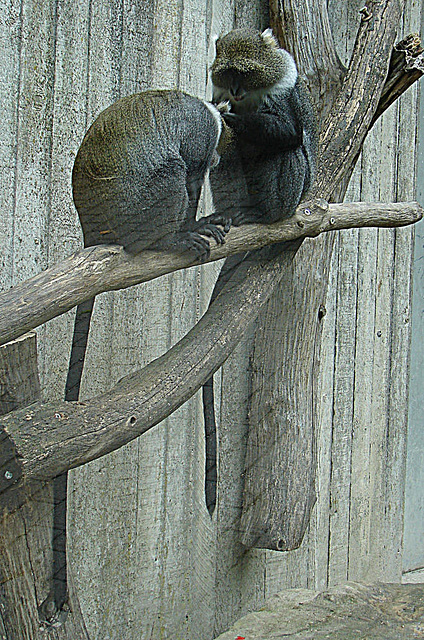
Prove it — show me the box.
[211,28,298,113]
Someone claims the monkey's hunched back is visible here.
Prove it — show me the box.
[72,89,223,255]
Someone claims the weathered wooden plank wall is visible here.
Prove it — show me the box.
[403,3,424,583]
[0,0,421,638]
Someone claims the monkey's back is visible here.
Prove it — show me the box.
[72,90,219,252]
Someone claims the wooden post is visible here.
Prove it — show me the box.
[0,333,90,638]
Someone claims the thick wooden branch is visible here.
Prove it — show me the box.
[269,0,346,112]
[372,33,424,124]
[0,200,421,495]
[313,0,406,199]
[0,200,421,347]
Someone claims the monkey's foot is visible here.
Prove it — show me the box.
[181,216,231,261]
[180,231,213,262]
[195,214,232,238]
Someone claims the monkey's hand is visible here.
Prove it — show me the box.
[180,215,231,262]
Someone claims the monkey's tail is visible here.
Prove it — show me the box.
[50,298,94,615]
[65,297,95,402]
[202,253,247,516]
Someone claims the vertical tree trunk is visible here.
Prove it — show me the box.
[240,0,406,551]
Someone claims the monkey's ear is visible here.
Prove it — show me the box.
[211,33,222,53]
[261,28,279,48]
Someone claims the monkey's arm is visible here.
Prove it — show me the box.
[223,94,303,152]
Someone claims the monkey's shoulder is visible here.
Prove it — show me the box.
[73,90,219,180]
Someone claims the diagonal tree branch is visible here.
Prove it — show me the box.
[313,0,407,199]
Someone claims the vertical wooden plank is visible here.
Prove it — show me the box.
[399,0,423,576]
[346,226,378,580]
[122,2,185,625]
[234,0,268,30]
[404,66,424,583]
[326,227,359,585]
[121,0,153,94]
[0,0,22,291]
[377,5,418,580]
[65,2,143,639]
[328,0,362,66]
[311,231,338,590]
[38,0,91,400]
[318,0,361,589]
[12,0,56,284]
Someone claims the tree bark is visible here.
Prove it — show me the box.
[240,0,409,551]
[0,334,89,639]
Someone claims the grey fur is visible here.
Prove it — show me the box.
[73,89,229,258]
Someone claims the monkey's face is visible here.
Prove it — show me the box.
[211,28,292,113]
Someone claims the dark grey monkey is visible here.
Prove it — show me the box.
[203,28,318,514]
[73,89,231,257]
[44,90,231,621]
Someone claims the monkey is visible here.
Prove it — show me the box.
[42,90,232,621]
[72,89,232,258]
[210,27,317,225]
[202,28,318,515]
[67,89,234,403]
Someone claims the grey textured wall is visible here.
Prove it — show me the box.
[0,0,421,638]
[404,3,424,580]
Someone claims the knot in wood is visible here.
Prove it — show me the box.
[359,6,373,22]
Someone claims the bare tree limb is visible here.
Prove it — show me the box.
[0,200,421,347]
[313,0,407,199]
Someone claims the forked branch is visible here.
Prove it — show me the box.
[0,199,422,495]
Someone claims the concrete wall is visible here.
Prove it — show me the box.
[0,0,421,638]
